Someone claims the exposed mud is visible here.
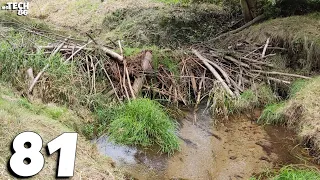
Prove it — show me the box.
[95,109,319,180]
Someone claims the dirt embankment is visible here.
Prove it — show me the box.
[0,86,122,179]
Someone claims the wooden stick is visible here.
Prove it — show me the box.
[266,77,291,84]
[98,61,121,103]
[64,40,92,64]
[192,49,235,98]
[240,56,274,67]
[211,14,265,41]
[252,70,312,79]
[262,38,270,58]
[132,51,152,96]
[28,38,68,93]
[207,59,231,84]
[224,55,250,68]
[86,33,123,62]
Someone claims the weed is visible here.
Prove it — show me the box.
[258,102,285,125]
[107,98,180,154]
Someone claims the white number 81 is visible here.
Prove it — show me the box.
[9,132,78,177]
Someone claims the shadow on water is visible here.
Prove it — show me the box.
[94,108,319,180]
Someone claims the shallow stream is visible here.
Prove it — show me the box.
[94,108,319,180]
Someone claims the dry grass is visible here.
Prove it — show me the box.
[22,0,163,32]
[216,13,320,73]
[283,77,320,163]
[0,85,123,179]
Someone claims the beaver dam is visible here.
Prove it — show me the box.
[94,107,319,179]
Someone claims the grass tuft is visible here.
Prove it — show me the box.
[272,166,320,180]
[289,79,309,98]
[258,102,285,125]
[108,98,180,154]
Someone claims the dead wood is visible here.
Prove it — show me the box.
[252,70,312,79]
[211,14,265,41]
[224,55,250,68]
[192,49,236,98]
[28,37,69,93]
[132,51,152,96]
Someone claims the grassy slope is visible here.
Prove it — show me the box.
[219,13,320,73]
[22,0,163,32]
[0,85,122,179]
[284,77,320,161]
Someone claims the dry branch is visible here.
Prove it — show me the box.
[252,70,312,79]
[28,38,69,93]
[192,49,236,98]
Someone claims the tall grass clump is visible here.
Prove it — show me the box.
[258,102,285,125]
[228,84,277,114]
[108,98,180,154]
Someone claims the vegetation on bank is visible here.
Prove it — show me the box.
[0,85,122,179]
[251,166,320,180]
[0,23,181,154]
[108,98,180,154]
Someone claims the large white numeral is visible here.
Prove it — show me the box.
[9,132,44,177]
[47,133,78,177]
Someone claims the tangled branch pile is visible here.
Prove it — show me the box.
[24,29,311,113]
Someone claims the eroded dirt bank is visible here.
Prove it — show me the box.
[95,109,318,180]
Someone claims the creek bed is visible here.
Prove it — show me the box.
[94,109,319,180]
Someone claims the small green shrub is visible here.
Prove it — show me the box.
[258,102,285,125]
[108,98,180,154]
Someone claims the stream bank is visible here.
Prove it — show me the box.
[95,108,319,180]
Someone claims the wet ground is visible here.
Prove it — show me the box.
[94,109,319,180]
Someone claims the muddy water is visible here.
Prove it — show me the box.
[95,109,319,180]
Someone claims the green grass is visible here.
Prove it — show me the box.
[272,166,320,180]
[227,84,277,114]
[107,98,180,154]
[289,79,309,98]
[258,102,286,125]
[251,166,320,180]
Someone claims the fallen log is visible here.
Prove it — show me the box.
[132,51,153,96]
